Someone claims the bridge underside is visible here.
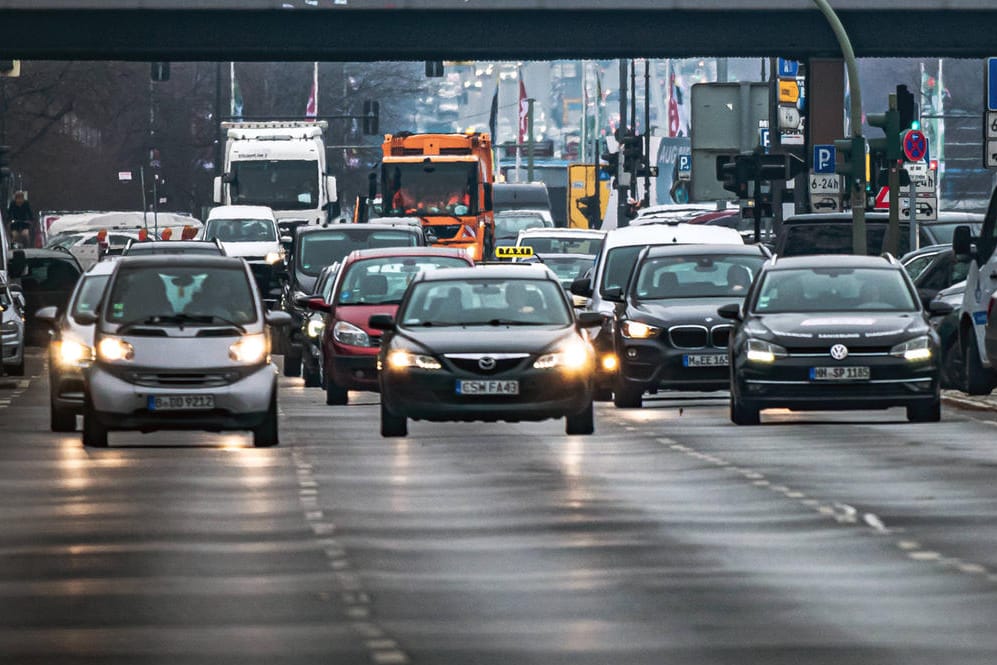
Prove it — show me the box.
[0,9,993,61]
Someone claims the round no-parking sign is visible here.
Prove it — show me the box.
[903,130,928,162]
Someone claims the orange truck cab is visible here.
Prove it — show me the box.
[380,132,495,260]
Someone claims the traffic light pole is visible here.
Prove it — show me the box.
[884,94,902,256]
[811,0,866,255]
[617,59,630,228]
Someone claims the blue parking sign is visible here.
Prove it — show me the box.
[777,58,799,78]
[813,145,836,174]
[678,155,691,172]
[988,58,997,111]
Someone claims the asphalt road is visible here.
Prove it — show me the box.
[3,349,997,664]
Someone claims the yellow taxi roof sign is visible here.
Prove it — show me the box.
[494,246,534,259]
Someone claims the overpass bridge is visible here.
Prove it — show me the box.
[0,1,996,60]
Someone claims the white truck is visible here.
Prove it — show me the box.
[214,121,339,226]
[953,191,997,394]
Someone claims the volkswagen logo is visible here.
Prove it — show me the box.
[830,344,849,361]
[478,356,497,371]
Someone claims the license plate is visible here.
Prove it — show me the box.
[456,380,519,395]
[148,394,216,411]
[683,354,729,367]
[809,366,870,381]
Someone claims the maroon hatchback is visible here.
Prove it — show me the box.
[304,247,473,405]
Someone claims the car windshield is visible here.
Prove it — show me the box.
[494,214,548,238]
[105,266,257,325]
[203,218,276,242]
[22,258,81,291]
[754,267,917,313]
[634,254,765,300]
[383,162,478,216]
[72,274,111,318]
[126,244,223,256]
[537,256,594,286]
[780,223,911,257]
[519,235,602,256]
[297,230,420,276]
[230,160,318,210]
[337,256,469,305]
[600,245,645,296]
[401,278,572,327]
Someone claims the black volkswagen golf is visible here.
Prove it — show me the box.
[721,254,949,425]
[609,244,768,407]
[371,265,602,437]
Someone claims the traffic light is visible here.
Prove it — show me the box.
[576,195,601,228]
[896,84,918,131]
[0,145,10,179]
[834,136,867,194]
[715,151,804,199]
[716,155,750,198]
[362,100,380,135]
[599,149,619,180]
[617,130,643,174]
[867,106,901,162]
[150,62,170,82]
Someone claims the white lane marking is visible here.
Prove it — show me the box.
[908,551,942,561]
[897,540,921,551]
[863,512,889,533]
[371,650,409,664]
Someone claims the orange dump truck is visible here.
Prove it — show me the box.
[380,132,495,260]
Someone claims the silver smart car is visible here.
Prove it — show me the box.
[79,255,290,448]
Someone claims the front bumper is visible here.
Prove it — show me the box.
[618,338,729,392]
[1,329,24,367]
[86,362,277,432]
[51,363,86,412]
[331,352,379,391]
[381,366,592,422]
[734,353,939,410]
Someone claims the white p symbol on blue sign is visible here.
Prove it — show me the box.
[678,155,691,171]
[814,145,836,174]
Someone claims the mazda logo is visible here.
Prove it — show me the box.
[478,356,497,370]
[830,344,849,361]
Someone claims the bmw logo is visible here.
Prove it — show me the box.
[830,344,849,361]
[478,356,497,370]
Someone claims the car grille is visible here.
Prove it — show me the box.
[668,325,708,349]
[424,224,463,242]
[444,353,530,375]
[785,345,893,356]
[130,372,234,388]
[710,325,733,348]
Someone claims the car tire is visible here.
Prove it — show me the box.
[565,401,595,435]
[907,398,941,423]
[613,380,643,408]
[303,362,322,388]
[7,358,24,376]
[283,351,302,378]
[51,403,76,432]
[593,387,613,402]
[253,391,280,448]
[963,336,994,396]
[380,399,407,437]
[325,376,349,405]
[82,399,108,448]
[730,395,760,426]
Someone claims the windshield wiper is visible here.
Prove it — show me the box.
[459,319,544,326]
[118,314,245,334]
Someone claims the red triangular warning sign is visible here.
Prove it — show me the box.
[874,186,890,210]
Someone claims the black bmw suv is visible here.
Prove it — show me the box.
[721,254,950,425]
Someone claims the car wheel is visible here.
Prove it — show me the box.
[729,395,760,426]
[941,340,961,390]
[380,399,407,437]
[282,351,302,378]
[51,402,77,432]
[82,398,108,448]
[565,401,595,435]
[613,380,643,408]
[7,358,24,376]
[963,336,994,396]
[302,362,322,388]
[253,390,279,447]
[325,376,349,405]
[907,398,941,423]
[593,387,613,402]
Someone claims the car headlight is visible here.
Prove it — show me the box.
[229,333,268,364]
[333,320,370,347]
[533,338,592,370]
[890,335,932,361]
[58,339,93,366]
[97,337,135,362]
[386,350,442,370]
[1,319,17,333]
[745,338,787,364]
[265,251,284,265]
[306,317,325,339]
[601,353,618,371]
[620,320,661,339]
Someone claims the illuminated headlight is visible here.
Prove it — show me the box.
[265,251,284,265]
[97,337,135,362]
[601,353,619,371]
[229,333,268,364]
[306,317,325,339]
[1,319,17,333]
[620,320,660,339]
[745,338,786,364]
[890,336,932,361]
[58,339,92,366]
[387,350,442,370]
[533,338,591,370]
[333,320,370,347]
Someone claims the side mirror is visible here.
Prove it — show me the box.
[74,311,98,326]
[280,235,292,245]
[717,303,742,321]
[927,299,954,316]
[918,289,939,309]
[298,296,332,313]
[212,176,223,204]
[952,224,973,260]
[576,312,604,328]
[265,311,293,328]
[602,286,623,302]
[34,305,59,325]
[220,172,235,184]
[569,276,593,298]
[368,314,396,331]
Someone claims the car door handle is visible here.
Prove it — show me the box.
[990,271,997,280]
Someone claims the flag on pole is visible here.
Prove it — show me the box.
[305,62,318,119]
[488,84,499,141]
[230,62,243,120]
[668,70,681,137]
[518,73,529,145]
